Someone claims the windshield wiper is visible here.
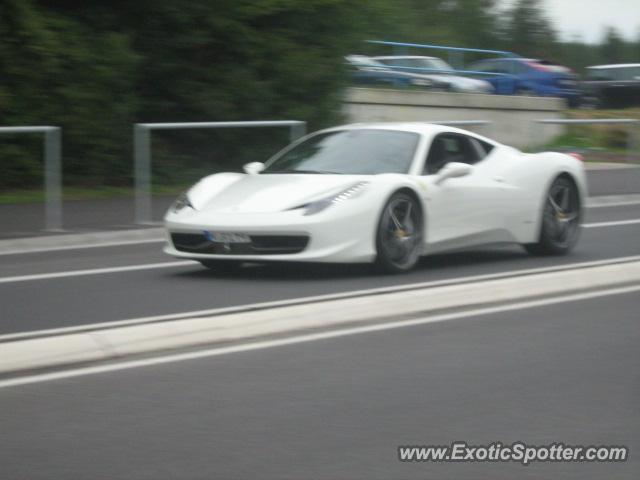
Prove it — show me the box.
[262,169,343,174]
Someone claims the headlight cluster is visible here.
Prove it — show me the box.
[300,182,368,216]
[172,191,194,213]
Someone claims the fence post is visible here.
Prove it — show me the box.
[44,127,62,231]
[134,124,152,225]
[133,120,306,224]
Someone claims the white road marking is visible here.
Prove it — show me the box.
[587,201,640,208]
[586,194,640,208]
[1,282,638,389]
[583,219,640,228]
[0,261,193,284]
[3,254,640,341]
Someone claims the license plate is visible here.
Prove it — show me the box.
[204,231,251,243]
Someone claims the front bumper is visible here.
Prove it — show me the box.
[163,205,379,264]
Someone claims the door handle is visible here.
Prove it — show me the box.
[493,176,505,183]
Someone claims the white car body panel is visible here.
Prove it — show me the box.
[164,123,586,264]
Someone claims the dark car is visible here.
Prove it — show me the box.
[581,64,640,109]
[345,55,438,89]
[468,57,581,106]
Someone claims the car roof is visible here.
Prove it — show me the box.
[318,122,499,144]
[587,63,640,69]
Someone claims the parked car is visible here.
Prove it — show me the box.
[468,57,581,106]
[345,55,443,89]
[371,55,494,94]
[581,64,640,109]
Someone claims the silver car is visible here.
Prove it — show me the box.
[373,55,493,93]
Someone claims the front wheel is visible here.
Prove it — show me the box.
[376,192,423,273]
[524,176,581,255]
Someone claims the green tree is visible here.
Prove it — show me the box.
[600,26,625,64]
[503,0,557,58]
[0,0,139,188]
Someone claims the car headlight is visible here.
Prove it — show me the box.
[298,182,368,216]
[171,191,194,213]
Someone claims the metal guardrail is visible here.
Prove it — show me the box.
[367,40,516,58]
[133,120,307,224]
[0,126,62,231]
[366,40,516,73]
[532,119,640,163]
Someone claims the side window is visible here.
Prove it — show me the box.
[492,61,511,75]
[471,61,491,72]
[512,61,528,75]
[619,67,637,81]
[423,134,481,175]
[469,138,495,158]
[473,60,504,75]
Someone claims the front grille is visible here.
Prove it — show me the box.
[171,232,309,255]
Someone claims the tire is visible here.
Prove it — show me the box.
[524,176,581,256]
[375,192,423,273]
[199,260,242,272]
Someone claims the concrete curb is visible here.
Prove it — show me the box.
[2,260,640,375]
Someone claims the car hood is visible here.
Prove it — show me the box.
[194,173,367,214]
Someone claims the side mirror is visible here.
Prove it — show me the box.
[243,162,265,175]
[435,162,472,185]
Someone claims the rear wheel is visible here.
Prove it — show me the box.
[199,260,242,272]
[524,176,581,255]
[376,192,423,273]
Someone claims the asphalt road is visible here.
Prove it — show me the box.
[1,288,638,479]
[0,171,638,479]
[0,202,639,335]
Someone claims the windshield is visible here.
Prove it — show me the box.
[587,67,640,81]
[262,129,420,175]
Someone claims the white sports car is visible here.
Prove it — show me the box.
[164,123,586,273]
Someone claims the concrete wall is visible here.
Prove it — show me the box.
[342,88,566,149]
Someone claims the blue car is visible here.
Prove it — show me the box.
[468,58,581,106]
